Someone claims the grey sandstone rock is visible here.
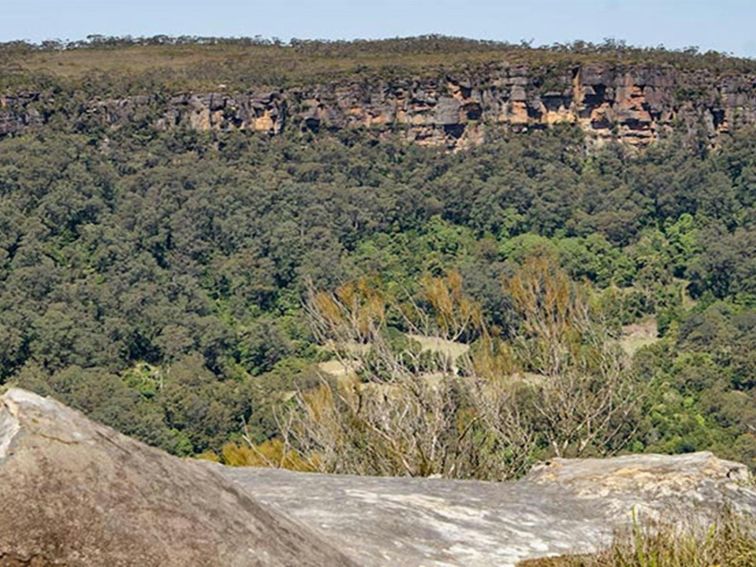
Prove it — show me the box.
[0,388,356,567]
[435,97,462,125]
[221,453,755,567]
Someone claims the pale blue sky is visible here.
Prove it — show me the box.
[1,0,754,57]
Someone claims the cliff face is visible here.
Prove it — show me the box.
[2,63,755,149]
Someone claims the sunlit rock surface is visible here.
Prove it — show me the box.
[222,452,755,567]
[2,64,755,150]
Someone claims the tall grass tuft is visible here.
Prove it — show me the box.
[519,509,755,567]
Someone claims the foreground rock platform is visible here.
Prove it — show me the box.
[222,452,754,566]
[1,388,753,566]
[0,388,356,567]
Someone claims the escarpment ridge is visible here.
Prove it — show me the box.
[2,61,755,149]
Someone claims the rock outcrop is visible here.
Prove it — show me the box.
[222,452,754,567]
[2,63,755,149]
[1,387,753,567]
[0,388,356,567]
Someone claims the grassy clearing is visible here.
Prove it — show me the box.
[406,333,470,360]
[620,319,659,356]
[317,333,469,380]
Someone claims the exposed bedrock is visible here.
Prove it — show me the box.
[2,63,754,149]
[1,388,753,566]
[0,388,356,567]
[223,453,755,566]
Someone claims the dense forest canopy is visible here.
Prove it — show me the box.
[0,37,754,477]
[1,121,753,474]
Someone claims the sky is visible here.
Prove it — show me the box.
[1,0,754,57]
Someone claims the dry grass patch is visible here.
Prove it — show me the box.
[519,510,756,567]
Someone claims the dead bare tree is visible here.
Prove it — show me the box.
[281,374,475,477]
[531,343,642,458]
[269,259,644,480]
[505,257,644,458]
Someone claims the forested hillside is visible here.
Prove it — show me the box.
[0,37,754,477]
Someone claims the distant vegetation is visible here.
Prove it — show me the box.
[2,35,754,93]
[1,117,753,476]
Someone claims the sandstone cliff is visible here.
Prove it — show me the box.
[2,63,754,149]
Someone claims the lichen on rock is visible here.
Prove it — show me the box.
[0,388,356,567]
